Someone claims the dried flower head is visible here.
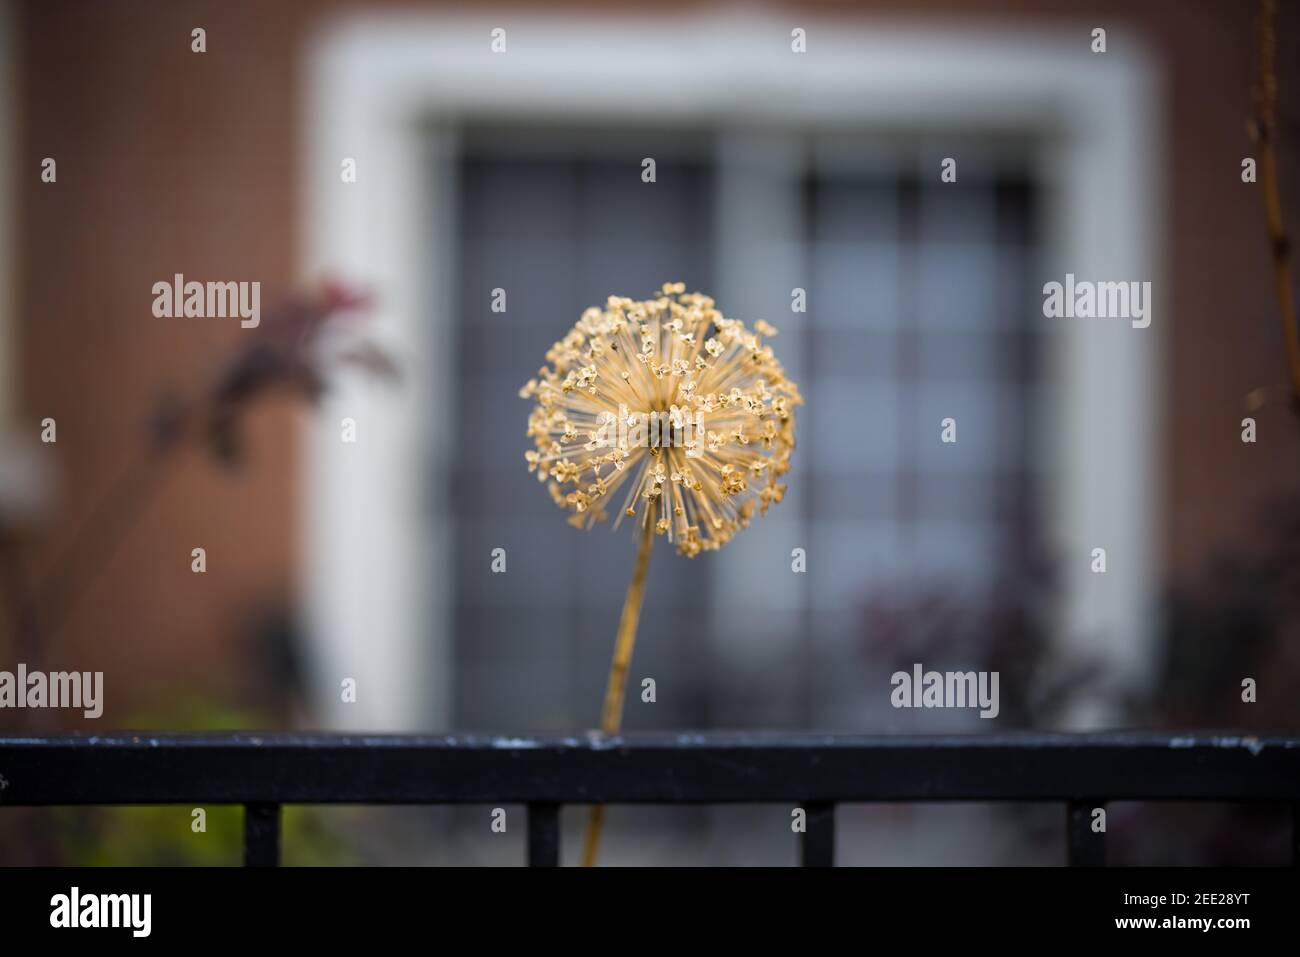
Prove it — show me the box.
[521,283,801,556]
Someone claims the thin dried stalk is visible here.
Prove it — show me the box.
[581,516,655,866]
[1251,0,1300,404]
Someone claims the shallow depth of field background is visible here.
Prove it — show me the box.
[1,0,1298,864]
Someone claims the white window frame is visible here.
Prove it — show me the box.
[301,11,1160,730]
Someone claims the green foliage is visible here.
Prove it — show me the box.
[51,699,359,866]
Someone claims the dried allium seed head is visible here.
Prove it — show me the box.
[521,283,801,557]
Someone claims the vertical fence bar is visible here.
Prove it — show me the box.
[527,803,560,867]
[800,802,835,867]
[244,802,281,867]
[1067,801,1105,866]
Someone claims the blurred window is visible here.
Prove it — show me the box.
[447,127,1041,731]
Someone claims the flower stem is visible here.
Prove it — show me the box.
[581,516,655,866]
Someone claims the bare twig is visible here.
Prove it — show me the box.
[1250,0,1300,406]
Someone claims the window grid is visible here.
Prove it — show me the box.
[448,131,1041,733]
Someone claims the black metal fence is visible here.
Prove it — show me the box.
[2,731,1297,866]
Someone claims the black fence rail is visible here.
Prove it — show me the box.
[1,731,1298,866]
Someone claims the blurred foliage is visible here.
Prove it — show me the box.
[1152,490,1300,730]
[855,488,1300,864]
[52,804,356,867]
[856,552,1103,728]
[49,699,360,866]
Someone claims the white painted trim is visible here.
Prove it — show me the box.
[301,11,1160,730]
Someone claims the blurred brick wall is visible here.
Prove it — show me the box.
[9,0,1300,726]
[12,0,316,724]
